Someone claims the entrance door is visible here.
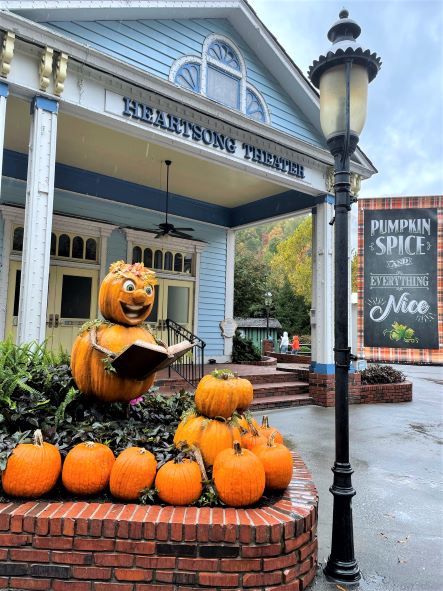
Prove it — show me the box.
[5,262,99,352]
[145,278,194,344]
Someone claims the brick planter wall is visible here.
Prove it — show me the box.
[0,453,318,591]
[309,373,412,407]
[235,356,277,366]
[270,353,311,365]
[360,381,413,403]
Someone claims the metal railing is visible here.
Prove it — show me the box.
[166,318,206,387]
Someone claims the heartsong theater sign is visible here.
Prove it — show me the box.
[363,208,439,349]
[122,97,305,179]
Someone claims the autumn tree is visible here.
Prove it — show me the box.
[270,215,312,304]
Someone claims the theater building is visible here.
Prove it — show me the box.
[0,0,376,376]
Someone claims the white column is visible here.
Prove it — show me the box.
[17,96,58,344]
[0,81,8,199]
[0,82,9,339]
[310,198,335,373]
[223,229,236,357]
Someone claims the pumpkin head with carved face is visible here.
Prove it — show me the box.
[99,261,157,325]
[70,261,159,403]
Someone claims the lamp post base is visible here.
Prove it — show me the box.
[324,558,361,584]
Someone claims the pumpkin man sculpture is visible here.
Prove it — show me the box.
[71,261,159,402]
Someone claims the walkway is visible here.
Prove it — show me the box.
[264,364,443,591]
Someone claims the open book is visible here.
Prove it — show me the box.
[110,339,195,380]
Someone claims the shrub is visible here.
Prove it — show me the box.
[361,364,406,385]
[298,345,311,353]
[232,331,261,363]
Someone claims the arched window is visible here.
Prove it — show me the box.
[154,250,163,270]
[132,246,142,264]
[174,253,183,273]
[170,34,269,124]
[85,238,97,261]
[164,251,173,271]
[143,248,153,268]
[72,236,84,259]
[58,234,70,257]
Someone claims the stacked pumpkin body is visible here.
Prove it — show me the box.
[71,261,158,403]
[174,370,250,467]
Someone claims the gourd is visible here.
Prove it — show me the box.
[234,376,254,412]
[109,447,157,501]
[173,414,206,448]
[198,418,241,467]
[71,261,158,403]
[1,430,61,498]
[252,432,293,490]
[213,441,265,507]
[259,415,284,444]
[237,414,259,432]
[155,457,202,505]
[62,441,115,496]
[195,370,239,418]
[240,422,267,451]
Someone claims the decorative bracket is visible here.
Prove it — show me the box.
[39,46,54,92]
[0,31,15,78]
[350,173,361,197]
[54,51,68,96]
[325,167,362,197]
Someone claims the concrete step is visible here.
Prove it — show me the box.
[250,394,313,410]
[252,381,310,399]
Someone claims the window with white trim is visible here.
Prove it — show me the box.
[12,226,98,262]
[170,34,270,124]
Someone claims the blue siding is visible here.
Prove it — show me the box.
[1,177,227,356]
[43,18,324,147]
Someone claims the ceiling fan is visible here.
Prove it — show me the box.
[151,160,195,239]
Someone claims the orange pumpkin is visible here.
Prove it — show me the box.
[173,414,206,448]
[259,415,284,444]
[62,441,115,496]
[109,447,157,501]
[71,323,157,402]
[195,370,239,418]
[234,376,254,412]
[252,432,293,490]
[1,430,61,498]
[237,413,259,432]
[240,422,267,451]
[213,441,265,507]
[155,457,202,505]
[99,261,157,326]
[198,418,241,467]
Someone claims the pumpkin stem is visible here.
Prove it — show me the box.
[261,415,270,429]
[138,448,148,455]
[192,446,208,482]
[211,369,234,380]
[33,429,44,447]
[267,431,278,447]
[249,423,260,437]
[214,416,227,423]
[84,441,96,448]
[233,441,243,455]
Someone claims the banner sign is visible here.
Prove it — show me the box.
[363,208,439,349]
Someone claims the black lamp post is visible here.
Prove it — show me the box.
[308,10,381,583]
[264,291,272,338]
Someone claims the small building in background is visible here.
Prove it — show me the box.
[235,318,282,353]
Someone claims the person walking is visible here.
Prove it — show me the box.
[279,331,289,353]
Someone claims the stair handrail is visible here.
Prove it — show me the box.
[165,318,206,387]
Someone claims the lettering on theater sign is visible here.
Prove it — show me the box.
[363,208,439,349]
[122,97,305,179]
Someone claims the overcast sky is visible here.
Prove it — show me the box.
[248,0,443,198]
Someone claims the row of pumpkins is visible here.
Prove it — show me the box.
[2,373,293,507]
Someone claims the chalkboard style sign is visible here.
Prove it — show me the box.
[363,208,439,349]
